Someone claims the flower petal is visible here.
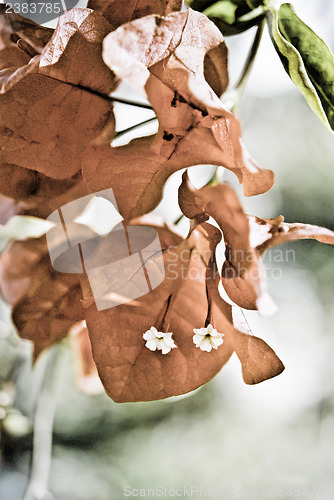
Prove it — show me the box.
[211,330,224,339]
[199,338,213,352]
[193,334,204,346]
[143,330,157,340]
[212,337,224,348]
[193,327,208,336]
[145,339,158,351]
[207,324,214,334]
[161,343,172,355]
[164,335,176,348]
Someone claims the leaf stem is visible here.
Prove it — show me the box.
[24,345,62,500]
[111,97,153,110]
[236,19,265,91]
[173,213,184,226]
[114,116,157,139]
[207,166,222,186]
[230,18,266,113]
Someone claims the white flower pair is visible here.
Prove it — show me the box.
[143,324,224,354]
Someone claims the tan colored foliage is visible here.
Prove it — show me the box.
[0,2,332,401]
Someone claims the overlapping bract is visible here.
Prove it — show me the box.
[83,219,284,401]
[0,6,116,218]
[87,0,182,29]
[178,171,334,313]
[83,8,274,219]
[0,236,84,358]
[0,1,333,402]
[1,10,117,172]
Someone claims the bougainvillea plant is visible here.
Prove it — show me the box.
[0,0,334,409]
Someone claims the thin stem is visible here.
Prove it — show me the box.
[114,116,157,139]
[204,282,213,328]
[24,345,62,500]
[41,74,153,111]
[111,97,153,110]
[76,83,153,110]
[229,19,265,115]
[235,19,265,93]
[207,166,222,186]
[173,213,184,226]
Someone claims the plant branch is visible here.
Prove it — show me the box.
[235,19,265,93]
[111,97,153,110]
[24,345,62,500]
[226,19,265,114]
[37,73,154,110]
[114,116,157,139]
[173,213,184,226]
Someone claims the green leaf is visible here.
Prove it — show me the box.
[203,4,264,36]
[188,0,266,36]
[210,11,263,36]
[266,3,334,132]
[203,1,238,24]
[188,0,265,10]
[186,0,219,10]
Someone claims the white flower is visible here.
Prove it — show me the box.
[193,324,224,352]
[143,327,177,355]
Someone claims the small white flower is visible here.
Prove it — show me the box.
[143,326,177,355]
[193,324,224,352]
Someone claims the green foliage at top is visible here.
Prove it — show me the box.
[269,3,334,132]
[193,0,334,132]
[189,0,266,35]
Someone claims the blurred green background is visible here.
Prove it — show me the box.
[0,0,334,499]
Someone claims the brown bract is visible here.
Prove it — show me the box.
[87,0,182,29]
[178,171,271,314]
[206,259,284,384]
[82,218,283,402]
[178,172,334,314]
[249,215,334,253]
[38,8,116,93]
[0,236,84,358]
[0,5,53,52]
[82,9,274,220]
[82,221,231,402]
[0,4,53,70]
[0,7,117,204]
[233,330,285,385]
[0,163,90,220]
[229,215,334,311]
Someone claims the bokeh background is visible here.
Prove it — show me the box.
[0,0,334,498]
